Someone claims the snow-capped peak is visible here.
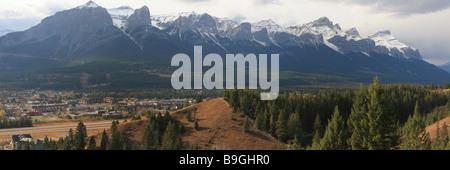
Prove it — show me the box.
[147,12,421,60]
[345,28,360,37]
[309,17,334,28]
[215,18,238,34]
[151,11,199,28]
[107,6,135,29]
[369,30,409,50]
[179,11,198,18]
[152,12,227,31]
[107,6,135,18]
[286,17,345,40]
[345,28,362,41]
[251,19,285,34]
[77,1,100,9]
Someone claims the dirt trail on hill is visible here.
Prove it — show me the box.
[172,98,280,150]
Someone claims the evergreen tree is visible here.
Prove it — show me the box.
[194,120,199,131]
[320,106,348,150]
[313,114,324,137]
[109,121,124,150]
[310,130,321,150]
[401,102,431,150]
[348,77,399,150]
[142,118,160,150]
[264,109,270,131]
[348,86,369,150]
[433,122,449,150]
[243,118,249,133]
[88,136,96,150]
[57,138,65,150]
[63,128,74,150]
[365,77,399,150]
[442,123,449,149]
[291,135,302,150]
[161,122,183,150]
[269,114,276,134]
[100,129,109,150]
[43,136,50,150]
[239,95,249,115]
[276,110,289,142]
[255,111,265,130]
[287,112,302,141]
[74,122,87,150]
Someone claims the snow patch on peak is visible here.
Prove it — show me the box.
[288,17,345,40]
[107,6,135,29]
[77,1,100,9]
[369,30,409,50]
[251,19,285,34]
[345,28,362,41]
[345,28,360,37]
[179,11,198,18]
[310,17,333,28]
[150,12,205,30]
[151,14,179,29]
[107,6,135,17]
[215,18,238,34]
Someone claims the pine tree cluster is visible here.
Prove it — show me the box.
[224,77,450,150]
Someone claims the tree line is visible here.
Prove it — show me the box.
[0,117,32,129]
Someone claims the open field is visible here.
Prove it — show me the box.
[0,120,121,140]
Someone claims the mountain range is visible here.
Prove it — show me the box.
[439,62,450,74]
[0,1,448,90]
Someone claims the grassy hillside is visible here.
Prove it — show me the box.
[90,98,280,150]
[171,98,279,150]
[426,117,450,140]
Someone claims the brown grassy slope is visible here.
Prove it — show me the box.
[90,98,279,150]
[90,119,148,147]
[425,117,450,140]
[433,89,450,93]
[172,98,278,150]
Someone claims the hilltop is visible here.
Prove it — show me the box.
[171,98,279,150]
[90,98,279,150]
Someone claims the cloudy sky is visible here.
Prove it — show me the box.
[0,0,449,65]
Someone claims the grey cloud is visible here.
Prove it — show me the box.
[232,15,247,23]
[318,0,450,16]
[0,18,41,31]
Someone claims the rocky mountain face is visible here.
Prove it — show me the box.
[0,1,448,87]
[152,14,424,59]
[0,1,140,60]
